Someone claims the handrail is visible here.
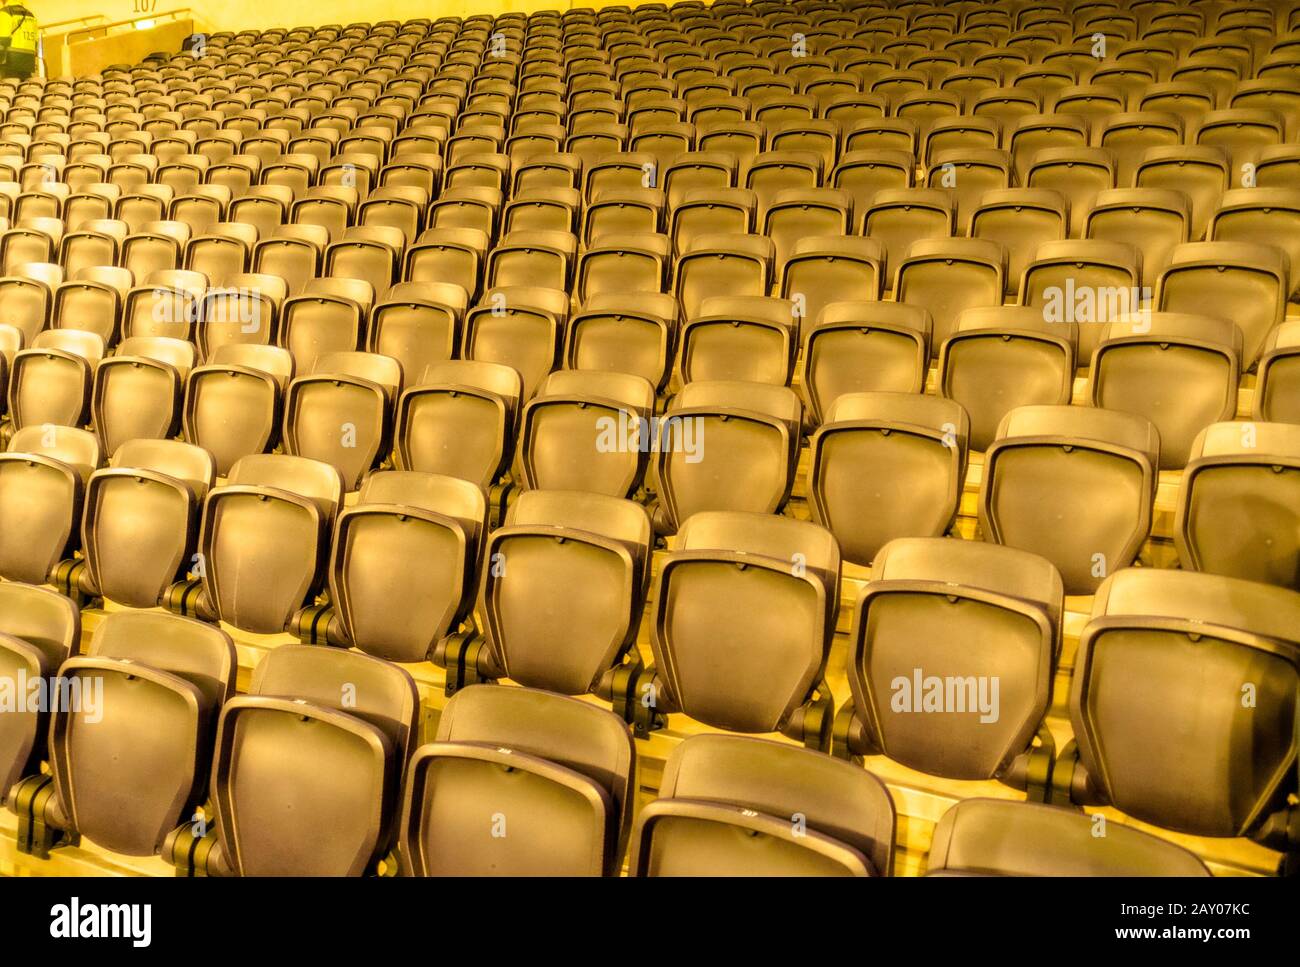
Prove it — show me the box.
[65,8,192,44]
[42,14,110,33]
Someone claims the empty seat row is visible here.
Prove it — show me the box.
[1,230,1292,414]
[3,314,1298,598]
[4,547,1293,874]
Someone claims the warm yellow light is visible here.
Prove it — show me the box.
[134,18,156,29]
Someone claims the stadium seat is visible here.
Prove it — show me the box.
[926,148,1011,229]
[798,301,931,425]
[0,582,80,808]
[968,188,1068,296]
[252,225,327,295]
[631,734,895,877]
[516,371,655,496]
[1025,147,1117,238]
[485,229,575,291]
[564,292,679,392]
[1207,189,1300,299]
[979,405,1159,594]
[894,237,1005,347]
[7,329,103,430]
[1060,569,1300,847]
[196,272,287,359]
[653,381,801,533]
[1174,422,1300,591]
[678,295,797,386]
[475,490,651,696]
[90,336,194,454]
[165,645,418,876]
[286,356,398,481]
[1255,143,1300,188]
[190,454,343,635]
[662,152,735,211]
[461,285,568,400]
[51,266,131,343]
[646,512,838,744]
[399,685,636,876]
[673,232,773,319]
[31,612,236,856]
[938,306,1077,451]
[781,235,886,333]
[1193,108,1283,174]
[78,439,214,608]
[0,272,53,345]
[668,187,756,256]
[324,226,404,295]
[1008,113,1088,184]
[762,188,853,271]
[1094,112,1183,187]
[182,344,294,476]
[846,117,918,157]
[583,188,663,245]
[744,149,821,218]
[308,471,486,663]
[837,537,1061,792]
[368,281,468,382]
[1134,145,1229,241]
[828,149,912,230]
[1018,240,1143,366]
[809,392,968,567]
[0,0,1295,885]
[861,188,955,281]
[927,799,1210,876]
[393,359,521,490]
[1156,241,1288,368]
[1084,189,1190,291]
[923,116,999,168]
[0,425,100,584]
[1090,312,1241,469]
[1256,321,1300,426]
[576,232,671,301]
[121,223,186,280]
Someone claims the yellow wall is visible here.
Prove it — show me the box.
[36,0,670,37]
[62,18,194,74]
[36,0,674,77]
